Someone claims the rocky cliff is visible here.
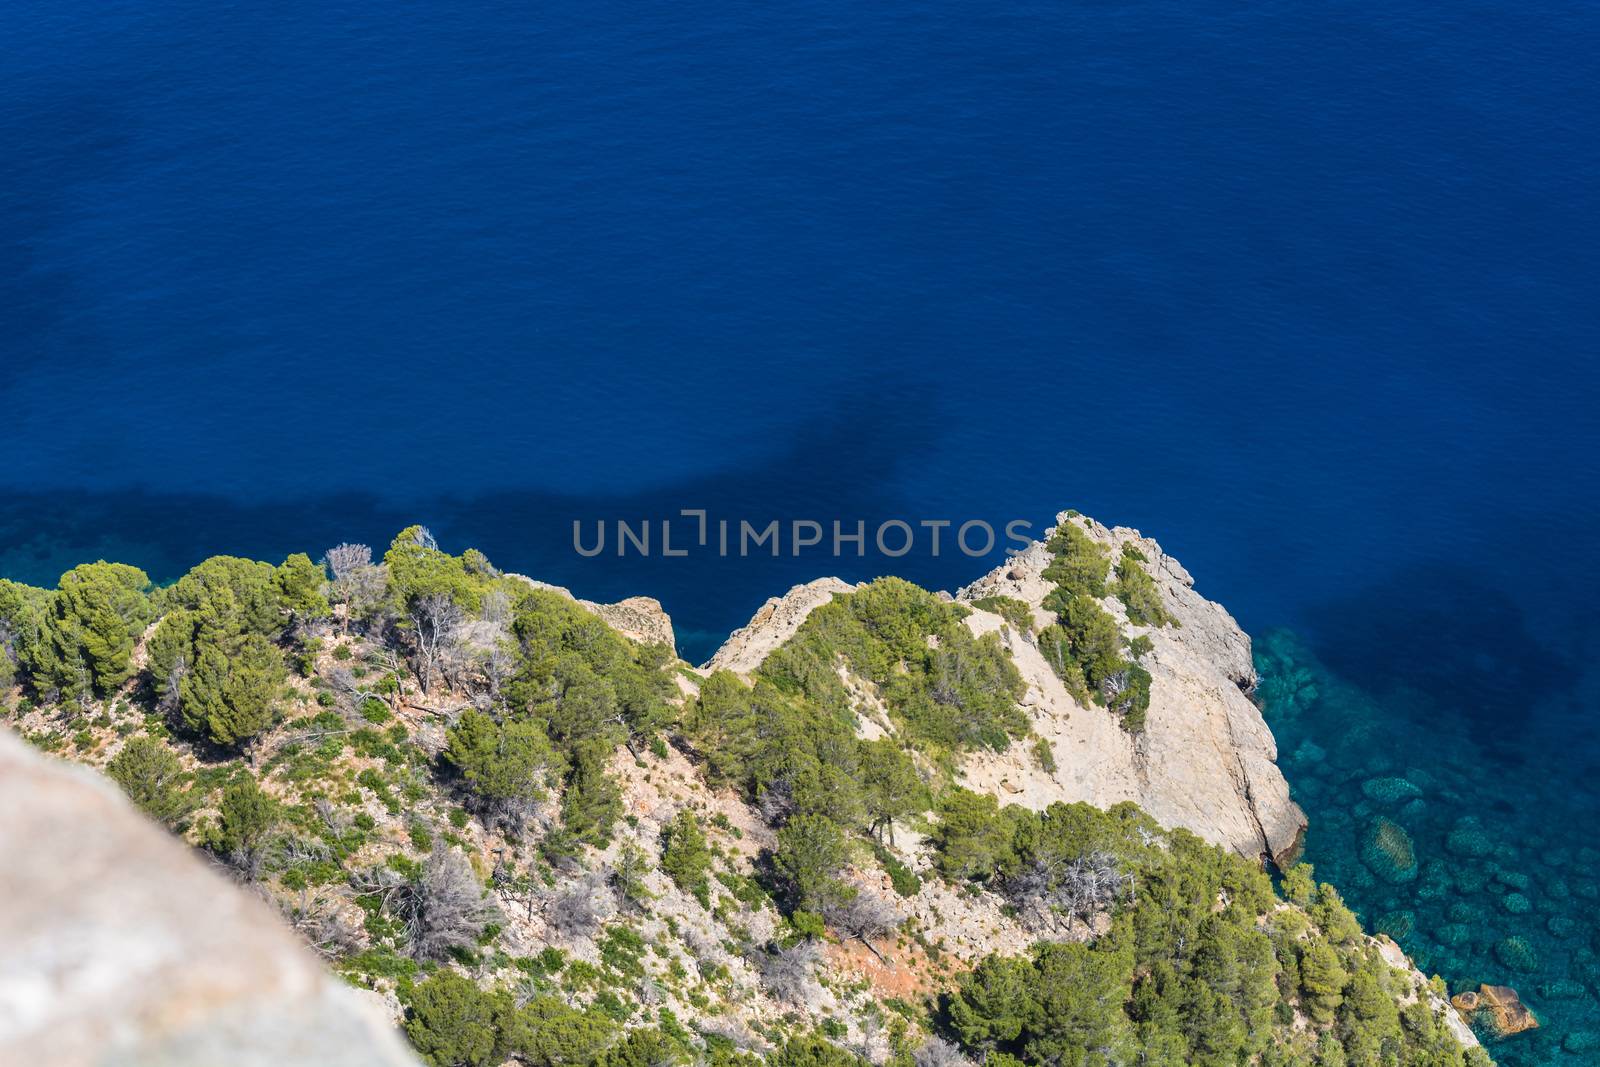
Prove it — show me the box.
[0,512,1481,1067]
[701,512,1306,866]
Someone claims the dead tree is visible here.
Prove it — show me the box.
[759,940,823,1005]
[283,887,367,960]
[914,1038,973,1067]
[545,872,614,939]
[1005,848,1129,929]
[407,592,464,694]
[323,543,386,633]
[351,847,498,960]
[157,653,189,715]
[825,891,902,961]
[474,640,517,712]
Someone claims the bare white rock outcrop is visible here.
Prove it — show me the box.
[957,513,1306,865]
[0,729,419,1067]
[701,577,856,675]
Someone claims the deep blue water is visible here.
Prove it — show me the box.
[4,1,1599,1060]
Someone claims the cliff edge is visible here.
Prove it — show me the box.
[704,512,1306,866]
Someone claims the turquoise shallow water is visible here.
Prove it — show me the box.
[1258,630,1600,1065]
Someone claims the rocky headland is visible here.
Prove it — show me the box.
[0,512,1486,1066]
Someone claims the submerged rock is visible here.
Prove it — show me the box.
[1362,776,1424,807]
[1538,978,1586,1000]
[1495,869,1531,891]
[1494,936,1541,973]
[1252,630,1322,719]
[1447,819,1496,859]
[1565,1031,1600,1054]
[1546,915,1578,939]
[1292,739,1327,766]
[1361,817,1419,884]
[1416,861,1453,902]
[1375,910,1416,941]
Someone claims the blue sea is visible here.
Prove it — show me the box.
[3,1,1598,1060]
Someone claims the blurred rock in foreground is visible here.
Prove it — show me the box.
[0,728,418,1067]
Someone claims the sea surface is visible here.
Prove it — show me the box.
[3,1,1598,1060]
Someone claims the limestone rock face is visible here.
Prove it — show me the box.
[702,578,857,675]
[589,596,676,648]
[0,729,419,1067]
[1369,938,1479,1050]
[699,513,1306,866]
[509,576,677,648]
[956,513,1306,865]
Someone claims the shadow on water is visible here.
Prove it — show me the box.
[0,400,1038,662]
[1299,562,1574,733]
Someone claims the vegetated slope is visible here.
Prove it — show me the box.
[0,518,1487,1066]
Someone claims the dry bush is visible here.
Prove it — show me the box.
[825,890,902,942]
[545,872,615,939]
[1005,848,1128,929]
[352,847,499,960]
[914,1038,973,1067]
[760,940,822,1005]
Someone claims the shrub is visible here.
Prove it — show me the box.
[405,972,512,1067]
[511,996,617,1067]
[444,709,555,833]
[769,1035,866,1067]
[1040,523,1109,599]
[359,696,393,724]
[1038,595,1151,732]
[872,841,923,897]
[970,596,1035,634]
[213,777,277,877]
[601,1026,690,1067]
[774,814,851,911]
[1112,544,1174,628]
[660,810,713,903]
[106,735,189,826]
